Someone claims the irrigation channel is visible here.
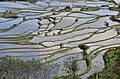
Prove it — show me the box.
[0,0,120,79]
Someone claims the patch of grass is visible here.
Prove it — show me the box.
[109,7,120,11]
[80,6,100,11]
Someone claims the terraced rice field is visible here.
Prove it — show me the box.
[0,0,120,79]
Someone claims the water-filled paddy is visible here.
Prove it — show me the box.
[0,0,120,79]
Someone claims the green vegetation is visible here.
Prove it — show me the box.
[78,44,89,51]
[0,56,81,79]
[0,56,58,79]
[109,7,120,11]
[0,10,18,18]
[88,47,120,79]
[62,57,79,79]
[110,15,120,23]
[80,6,100,11]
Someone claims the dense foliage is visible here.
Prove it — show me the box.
[0,56,56,79]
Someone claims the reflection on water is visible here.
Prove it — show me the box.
[0,0,120,79]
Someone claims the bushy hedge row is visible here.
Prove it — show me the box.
[0,56,55,79]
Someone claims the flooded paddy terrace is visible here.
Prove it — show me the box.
[0,0,120,79]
